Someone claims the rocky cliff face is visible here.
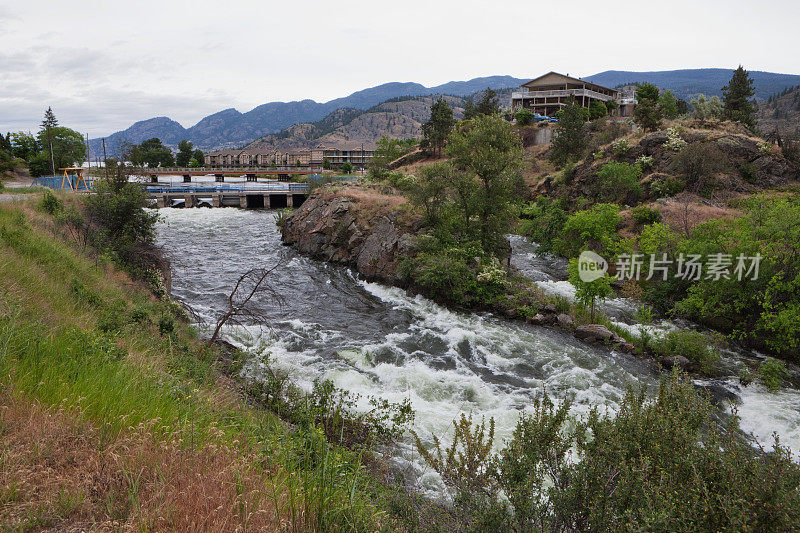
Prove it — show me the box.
[281,191,417,285]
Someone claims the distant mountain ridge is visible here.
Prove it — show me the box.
[584,69,800,101]
[88,76,526,155]
[90,69,800,155]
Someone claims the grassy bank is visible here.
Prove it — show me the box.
[0,197,393,531]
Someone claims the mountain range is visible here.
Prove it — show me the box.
[90,69,800,155]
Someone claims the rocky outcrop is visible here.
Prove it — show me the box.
[281,192,416,285]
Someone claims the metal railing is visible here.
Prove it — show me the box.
[511,88,615,102]
[145,182,309,194]
[142,166,313,173]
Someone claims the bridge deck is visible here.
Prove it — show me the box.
[142,167,312,176]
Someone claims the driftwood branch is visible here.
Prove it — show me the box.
[208,261,285,346]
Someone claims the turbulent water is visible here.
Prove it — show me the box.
[156,208,800,490]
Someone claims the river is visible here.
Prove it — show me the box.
[155,208,800,492]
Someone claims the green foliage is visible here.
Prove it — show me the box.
[83,179,160,281]
[446,114,524,256]
[651,330,720,374]
[588,100,607,120]
[559,203,622,258]
[340,161,353,174]
[175,139,195,167]
[757,357,788,391]
[27,126,86,177]
[368,136,417,177]
[519,196,568,254]
[610,138,629,157]
[658,89,680,118]
[691,94,725,120]
[636,154,655,170]
[633,83,663,131]
[669,141,726,194]
[416,372,800,532]
[630,204,662,225]
[413,413,495,492]
[649,175,685,198]
[568,257,614,322]
[597,161,642,202]
[474,87,500,117]
[549,99,589,166]
[129,138,174,167]
[514,107,535,126]
[421,97,455,156]
[723,65,758,131]
[38,189,64,215]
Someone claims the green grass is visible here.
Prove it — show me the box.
[0,201,390,531]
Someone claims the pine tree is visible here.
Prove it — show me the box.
[40,107,58,176]
[722,66,757,131]
[421,98,455,157]
[475,87,500,116]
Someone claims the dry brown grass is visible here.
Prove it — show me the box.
[0,391,288,532]
[655,193,741,237]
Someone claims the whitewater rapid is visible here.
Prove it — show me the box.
[155,208,800,488]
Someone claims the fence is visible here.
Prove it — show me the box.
[32,176,93,191]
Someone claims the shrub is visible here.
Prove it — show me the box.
[514,108,535,126]
[649,175,685,197]
[630,204,662,225]
[592,150,605,160]
[636,155,654,170]
[669,141,726,194]
[416,372,800,532]
[740,161,758,183]
[38,189,63,215]
[519,197,568,253]
[663,127,687,151]
[758,140,773,155]
[758,357,788,391]
[611,138,630,157]
[559,203,622,258]
[597,161,642,202]
[651,330,720,374]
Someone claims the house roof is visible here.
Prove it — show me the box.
[521,71,618,94]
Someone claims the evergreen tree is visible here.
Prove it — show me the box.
[658,90,679,118]
[475,87,500,116]
[549,98,589,166]
[40,107,59,176]
[722,65,757,131]
[421,98,455,157]
[463,98,477,120]
[633,83,663,131]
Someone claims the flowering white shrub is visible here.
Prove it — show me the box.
[664,127,687,152]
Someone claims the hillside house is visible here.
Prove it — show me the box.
[311,142,375,168]
[511,72,629,117]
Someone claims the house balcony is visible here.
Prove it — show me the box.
[511,88,615,102]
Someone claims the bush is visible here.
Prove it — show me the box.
[630,204,662,225]
[597,161,642,202]
[664,127,687,151]
[610,138,630,157]
[740,161,758,183]
[519,197,568,253]
[416,372,800,532]
[558,203,623,258]
[514,108,535,126]
[38,189,63,215]
[636,155,655,170]
[669,141,726,194]
[758,357,789,391]
[649,175,685,197]
[651,330,720,374]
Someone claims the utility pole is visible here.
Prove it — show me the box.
[86,133,90,170]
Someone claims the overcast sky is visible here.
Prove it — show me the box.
[2,0,798,137]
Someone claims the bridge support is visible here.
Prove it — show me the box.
[156,196,166,208]
[183,174,191,183]
[286,194,294,208]
[185,195,194,208]
[212,194,222,207]
[263,194,271,209]
[238,195,247,208]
